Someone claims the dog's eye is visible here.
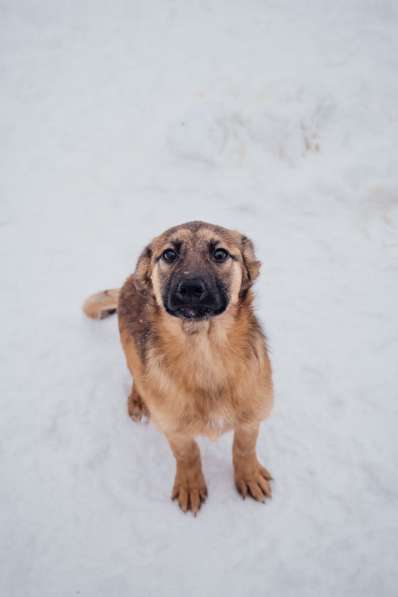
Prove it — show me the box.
[212,248,229,263]
[162,248,178,263]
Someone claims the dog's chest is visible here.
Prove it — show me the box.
[176,336,240,435]
[147,327,259,437]
[202,413,233,440]
[179,332,232,390]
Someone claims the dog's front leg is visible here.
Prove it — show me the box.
[233,423,272,502]
[166,433,208,514]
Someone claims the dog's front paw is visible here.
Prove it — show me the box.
[171,477,208,515]
[235,462,272,502]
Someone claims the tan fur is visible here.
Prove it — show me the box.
[83,289,119,319]
[83,221,273,514]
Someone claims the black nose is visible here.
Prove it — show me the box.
[176,278,207,303]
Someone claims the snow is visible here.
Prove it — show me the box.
[1,1,398,595]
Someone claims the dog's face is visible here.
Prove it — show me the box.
[135,221,261,321]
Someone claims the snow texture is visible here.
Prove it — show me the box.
[1,1,398,596]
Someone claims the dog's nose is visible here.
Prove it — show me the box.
[176,278,207,303]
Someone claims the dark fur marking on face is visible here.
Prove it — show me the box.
[171,240,182,251]
[163,271,228,321]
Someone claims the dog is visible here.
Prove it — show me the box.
[83,221,273,514]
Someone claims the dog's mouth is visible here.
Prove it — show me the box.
[169,304,224,321]
[164,276,228,321]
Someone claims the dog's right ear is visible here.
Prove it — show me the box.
[134,245,153,289]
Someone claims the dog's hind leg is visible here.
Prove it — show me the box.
[128,384,150,422]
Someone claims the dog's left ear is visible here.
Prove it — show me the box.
[240,235,261,293]
[134,245,153,289]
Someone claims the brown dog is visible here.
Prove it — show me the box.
[83,221,273,513]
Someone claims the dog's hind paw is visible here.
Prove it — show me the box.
[128,388,149,422]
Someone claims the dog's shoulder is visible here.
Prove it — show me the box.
[118,274,157,363]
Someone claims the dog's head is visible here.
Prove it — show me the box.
[134,221,261,321]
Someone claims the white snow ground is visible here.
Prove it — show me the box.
[1,1,398,596]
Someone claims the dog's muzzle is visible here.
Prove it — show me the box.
[165,275,228,320]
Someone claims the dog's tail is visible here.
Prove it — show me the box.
[82,289,120,320]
